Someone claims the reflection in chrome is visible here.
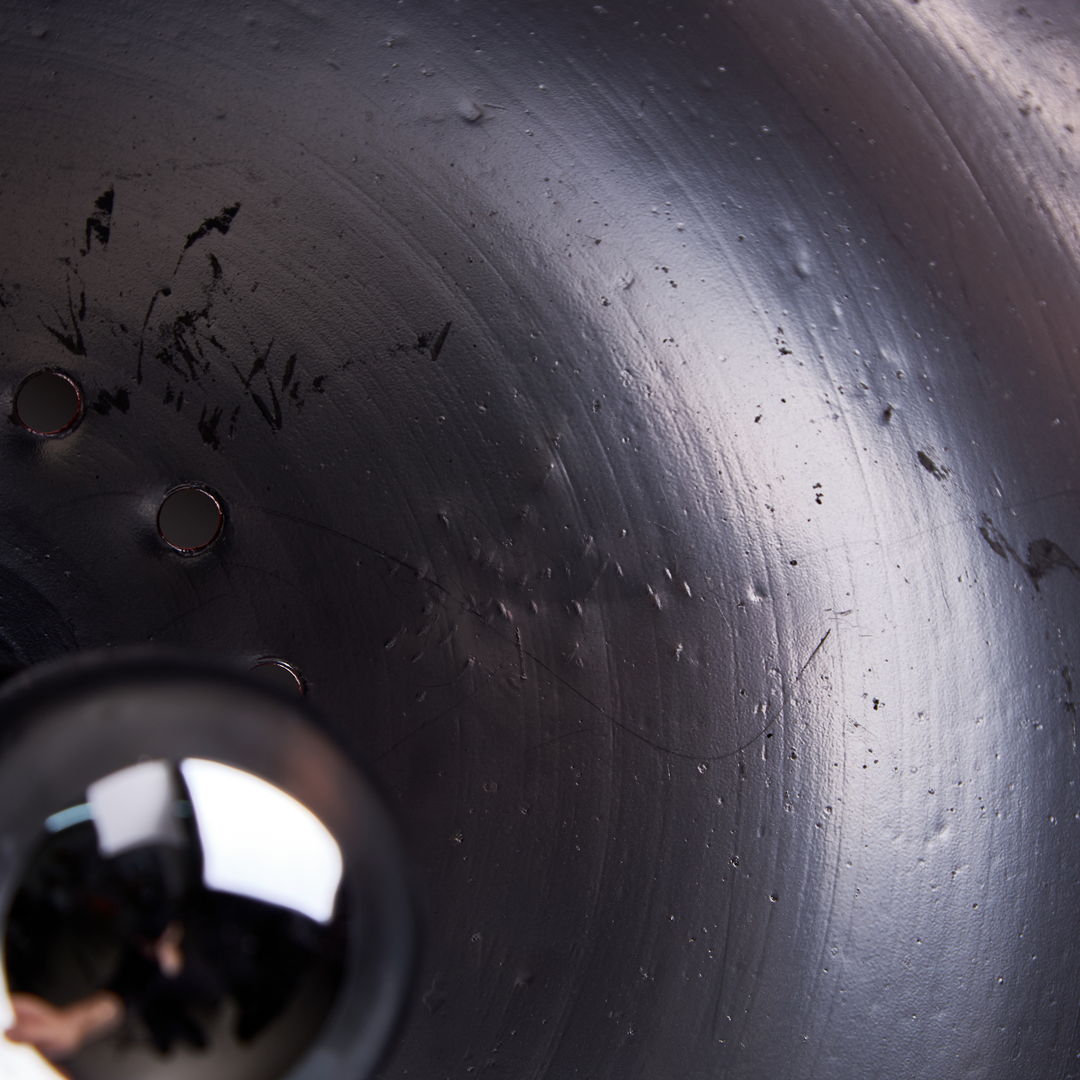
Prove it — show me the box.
[179,760,343,925]
[2,760,348,1079]
[89,762,186,856]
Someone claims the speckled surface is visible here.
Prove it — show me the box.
[0,2,1078,1077]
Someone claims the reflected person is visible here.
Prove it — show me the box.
[4,765,333,1067]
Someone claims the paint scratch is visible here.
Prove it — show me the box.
[796,629,831,682]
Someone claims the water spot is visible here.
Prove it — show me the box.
[927,819,951,846]
[456,98,484,123]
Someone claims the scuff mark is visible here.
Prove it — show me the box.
[137,286,172,384]
[92,387,130,415]
[392,322,454,362]
[978,514,1080,590]
[235,339,273,391]
[917,450,948,480]
[259,505,779,763]
[180,202,241,258]
[231,340,285,431]
[198,405,224,449]
[1025,538,1080,588]
[82,187,115,255]
[429,320,453,362]
[978,515,1013,560]
[250,385,283,431]
[280,352,297,391]
[515,627,527,681]
[1061,666,1076,714]
[795,629,831,682]
[40,273,87,357]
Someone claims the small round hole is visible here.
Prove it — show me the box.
[14,370,84,436]
[251,658,306,696]
[158,485,224,553]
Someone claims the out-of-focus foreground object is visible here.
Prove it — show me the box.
[0,653,412,1080]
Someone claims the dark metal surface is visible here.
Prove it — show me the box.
[0,1,1078,1077]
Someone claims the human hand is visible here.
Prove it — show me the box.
[6,991,123,1061]
[5,994,84,1061]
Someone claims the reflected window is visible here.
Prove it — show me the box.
[89,762,186,856]
[179,760,343,925]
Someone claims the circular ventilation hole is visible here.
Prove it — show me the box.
[158,485,224,553]
[14,370,84,436]
[251,658,306,696]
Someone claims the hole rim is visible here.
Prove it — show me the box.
[157,483,226,555]
[13,369,85,438]
[251,657,307,697]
